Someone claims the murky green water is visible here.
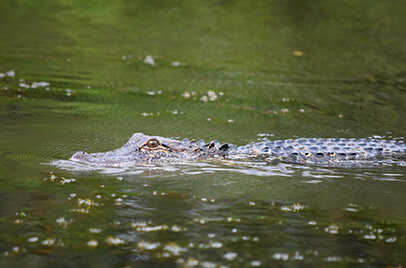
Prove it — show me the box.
[1,0,406,267]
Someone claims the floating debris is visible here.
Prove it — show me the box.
[293,50,304,56]
[364,234,376,240]
[171,225,185,232]
[227,119,234,123]
[137,241,160,250]
[163,243,187,256]
[105,236,125,246]
[141,112,154,117]
[182,91,191,98]
[345,207,358,212]
[292,251,304,261]
[146,90,162,96]
[131,221,148,228]
[273,253,289,261]
[28,237,39,243]
[144,55,155,66]
[199,90,222,102]
[77,198,95,207]
[171,61,182,67]
[251,260,261,266]
[324,224,339,234]
[200,95,209,102]
[223,252,237,261]
[56,217,69,228]
[325,256,342,262]
[31,81,50,89]
[385,237,397,243]
[15,211,27,217]
[6,70,15,77]
[14,218,23,224]
[280,202,305,212]
[89,228,102,234]
[65,89,73,96]
[41,238,56,247]
[19,82,30,89]
[44,173,76,184]
[170,109,183,115]
[209,241,223,248]
[257,133,274,137]
[177,257,199,267]
[200,261,217,268]
[87,240,98,248]
[135,224,169,232]
[207,90,217,101]
[299,108,305,113]
[0,73,5,78]
[226,217,241,223]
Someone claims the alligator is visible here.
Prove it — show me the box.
[70,133,406,167]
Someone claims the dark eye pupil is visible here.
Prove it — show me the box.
[148,140,159,147]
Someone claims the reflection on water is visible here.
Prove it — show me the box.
[1,167,405,267]
[51,158,406,183]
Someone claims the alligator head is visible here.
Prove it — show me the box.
[70,133,231,167]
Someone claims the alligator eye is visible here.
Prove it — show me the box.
[146,139,160,148]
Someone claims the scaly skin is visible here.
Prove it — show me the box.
[70,133,406,167]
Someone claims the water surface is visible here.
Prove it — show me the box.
[1,0,406,267]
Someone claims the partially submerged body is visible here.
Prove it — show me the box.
[70,133,406,167]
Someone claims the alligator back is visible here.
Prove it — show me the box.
[234,138,406,165]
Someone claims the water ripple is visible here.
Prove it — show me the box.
[50,159,406,182]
